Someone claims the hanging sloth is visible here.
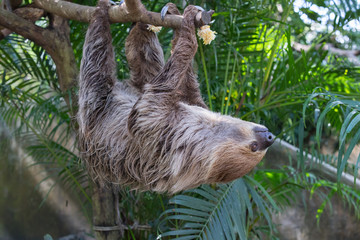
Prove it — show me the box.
[78,0,275,194]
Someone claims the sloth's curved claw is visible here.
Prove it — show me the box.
[109,0,124,5]
[195,8,215,27]
[161,3,181,21]
[160,5,169,21]
[195,6,205,11]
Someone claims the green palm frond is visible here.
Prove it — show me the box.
[303,89,360,182]
[1,35,58,89]
[0,35,90,207]
[158,177,279,240]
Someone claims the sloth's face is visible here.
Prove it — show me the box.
[179,104,275,184]
[205,115,275,183]
[184,108,275,182]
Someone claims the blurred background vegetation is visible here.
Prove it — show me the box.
[0,0,359,239]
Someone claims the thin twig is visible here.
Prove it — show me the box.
[93,223,152,232]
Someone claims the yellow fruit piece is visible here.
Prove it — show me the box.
[147,25,162,33]
[197,25,217,45]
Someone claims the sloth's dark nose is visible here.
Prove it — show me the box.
[254,127,275,150]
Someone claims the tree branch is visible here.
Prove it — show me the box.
[124,0,143,15]
[0,7,78,116]
[293,42,360,65]
[32,0,182,26]
[93,223,152,231]
[33,0,95,23]
[0,8,52,48]
[0,7,44,39]
[266,140,360,190]
[32,0,212,28]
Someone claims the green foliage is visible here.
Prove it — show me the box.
[0,35,91,221]
[158,177,279,240]
[302,90,360,182]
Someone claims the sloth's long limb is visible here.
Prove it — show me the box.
[161,3,207,108]
[150,5,206,108]
[125,22,164,93]
[79,0,115,130]
[161,3,181,53]
[127,6,201,133]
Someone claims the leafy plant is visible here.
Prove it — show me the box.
[158,177,279,240]
[0,35,91,221]
[302,89,360,182]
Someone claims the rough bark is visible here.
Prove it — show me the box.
[32,0,183,27]
[0,8,77,115]
[0,8,51,47]
[92,183,123,240]
[47,14,78,115]
[0,7,44,39]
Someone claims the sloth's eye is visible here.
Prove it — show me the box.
[250,142,259,152]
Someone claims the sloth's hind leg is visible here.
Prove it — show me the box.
[125,22,165,93]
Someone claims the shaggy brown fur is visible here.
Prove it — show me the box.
[79,0,272,193]
[165,3,181,51]
[166,2,208,109]
[125,22,164,93]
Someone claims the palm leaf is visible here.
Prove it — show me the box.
[303,90,360,181]
[0,34,90,206]
[158,177,279,240]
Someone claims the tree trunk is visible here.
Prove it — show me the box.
[92,182,123,239]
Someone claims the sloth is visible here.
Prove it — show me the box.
[78,0,275,194]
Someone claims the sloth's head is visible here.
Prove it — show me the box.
[206,117,274,183]
[188,109,275,184]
